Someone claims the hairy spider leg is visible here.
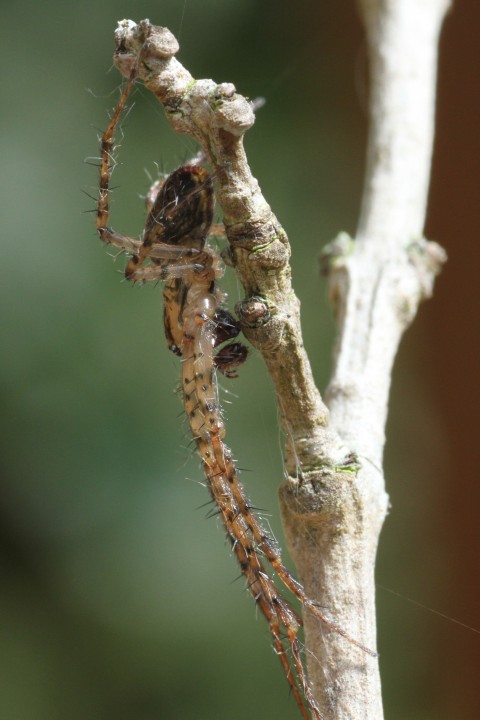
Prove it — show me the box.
[210,430,376,656]
[225,500,320,720]
[177,266,324,717]
[96,79,206,271]
[97,71,137,247]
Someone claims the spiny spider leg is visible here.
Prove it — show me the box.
[185,308,329,716]
[101,226,204,264]
[125,258,211,283]
[97,70,137,244]
[204,459,321,720]
[96,76,206,271]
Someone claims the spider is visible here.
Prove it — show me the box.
[95,67,374,720]
[97,75,246,375]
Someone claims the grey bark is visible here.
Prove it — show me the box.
[110,2,450,716]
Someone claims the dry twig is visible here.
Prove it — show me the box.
[107,4,450,715]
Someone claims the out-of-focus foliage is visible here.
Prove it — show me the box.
[1,1,478,719]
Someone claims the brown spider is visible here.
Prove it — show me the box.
[95,67,375,720]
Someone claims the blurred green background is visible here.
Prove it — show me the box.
[1,1,479,718]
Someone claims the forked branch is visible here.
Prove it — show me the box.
[109,3,450,717]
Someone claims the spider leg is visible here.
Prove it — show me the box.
[226,490,320,719]
[147,243,205,263]
[125,234,215,281]
[259,597,314,720]
[101,229,209,275]
[212,476,315,720]
[126,259,211,283]
[97,71,136,243]
[100,227,143,255]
